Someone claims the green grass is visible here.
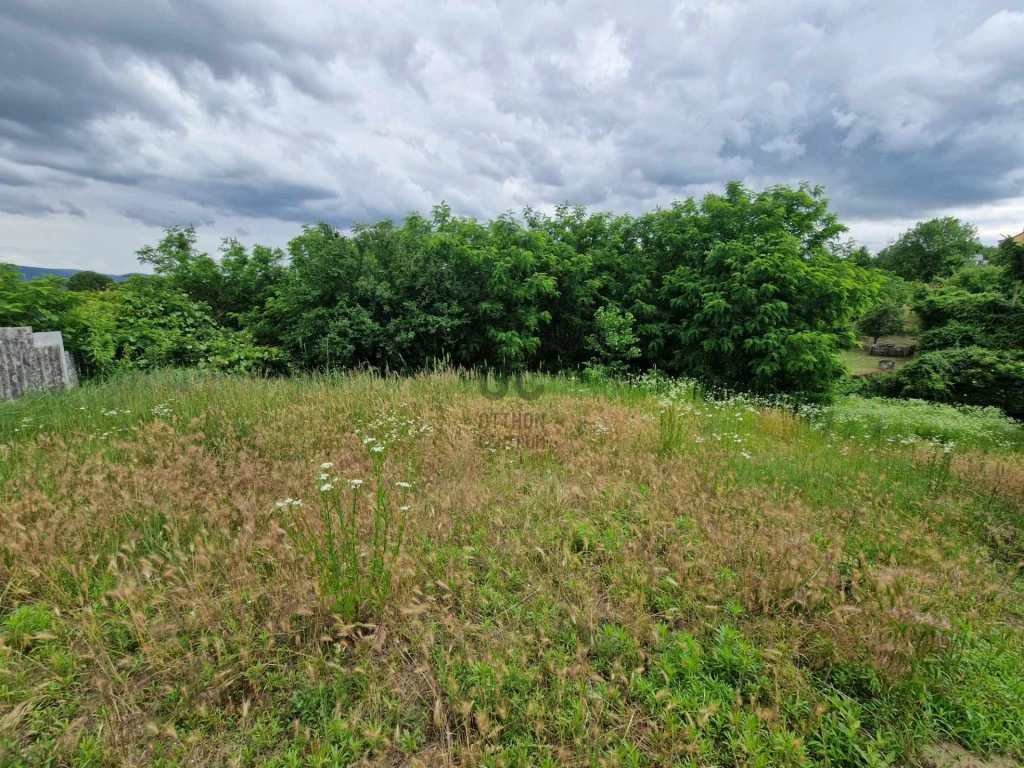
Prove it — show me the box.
[841,335,919,377]
[1,370,1023,767]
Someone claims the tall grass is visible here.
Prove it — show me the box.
[1,369,1023,767]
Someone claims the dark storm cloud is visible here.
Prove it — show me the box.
[0,192,85,218]
[0,0,1022,259]
[121,204,215,229]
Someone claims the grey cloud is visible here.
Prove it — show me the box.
[0,191,85,217]
[59,200,86,217]
[1,0,1023,264]
[121,204,215,229]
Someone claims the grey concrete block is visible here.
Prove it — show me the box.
[1,326,78,400]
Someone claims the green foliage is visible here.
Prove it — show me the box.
[650,183,875,395]
[917,320,980,351]
[65,277,282,375]
[66,270,115,293]
[584,305,640,377]
[1,603,56,652]
[136,226,286,331]
[3,184,885,397]
[1,263,80,330]
[858,302,904,343]
[914,286,1024,351]
[945,265,1012,296]
[875,217,981,282]
[994,237,1024,307]
[866,347,1024,416]
[262,185,875,395]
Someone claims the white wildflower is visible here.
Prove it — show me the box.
[320,484,334,492]
[320,462,334,470]
[396,481,412,489]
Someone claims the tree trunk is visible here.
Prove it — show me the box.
[1013,279,1021,309]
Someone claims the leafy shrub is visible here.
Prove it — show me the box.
[917,320,980,351]
[945,265,1012,296]
[583,305,641,377]
[69,277,283,375]
[0,263,79,330]
[867,347,1024,416]
[914,287,1024,351]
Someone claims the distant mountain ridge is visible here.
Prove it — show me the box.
[10,265,137,282]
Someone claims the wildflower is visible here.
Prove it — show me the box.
[371,444,385,453]
[396,481,412,489]
[321,462,334,470]
[319,473,330,481]
[349,479,364,489]
[320,484,334,492]
[400,506,410,512]
[740,451,752,459]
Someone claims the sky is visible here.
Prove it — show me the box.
[2,0,1023,275]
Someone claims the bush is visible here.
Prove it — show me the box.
[946,266,1013,297]
[914,288,1024,351]
[868,347,1024,416]
[917,321,980,351]
[66,276,284,376]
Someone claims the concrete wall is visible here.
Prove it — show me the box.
[0,327,78,401]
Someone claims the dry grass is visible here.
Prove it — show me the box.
[1,370,1023,767]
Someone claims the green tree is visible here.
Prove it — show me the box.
[67,270,115,292]
[652,183,875,396]
[994,236,1024,308]
[136,226,225,316]
[875,217,981,282]
[858,303,904,344]
[0,263,80,330]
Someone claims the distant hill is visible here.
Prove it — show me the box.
[10,265,138,282]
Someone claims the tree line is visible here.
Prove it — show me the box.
[849,217,1024,415]
[3,181,1023,407]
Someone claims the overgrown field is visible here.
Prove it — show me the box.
[2,371,1024,767]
